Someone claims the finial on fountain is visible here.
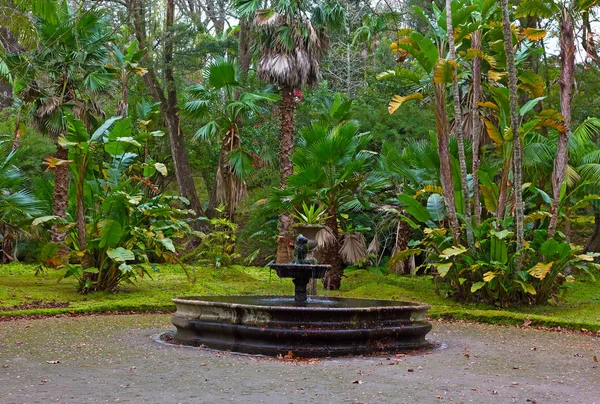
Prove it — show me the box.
[292,234,308,264]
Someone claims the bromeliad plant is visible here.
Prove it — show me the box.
[35,114,194,292]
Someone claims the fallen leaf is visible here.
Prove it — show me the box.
[594,356,598,363]
[523,319,532,327]
[352,380,363,384]
[46,360,60,364]
[407,368,414,372]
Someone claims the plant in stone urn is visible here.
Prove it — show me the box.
[293,202,328,249]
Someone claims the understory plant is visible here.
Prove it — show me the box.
[394,214,599,306]
[35,115,195,292]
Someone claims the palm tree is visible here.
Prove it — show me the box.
[0,139,41,263]
[182,58,279,219]
[271,121,385,289]
[236,0,343,263]
[3,5,114,252]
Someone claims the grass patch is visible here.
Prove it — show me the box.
[1,263,599,331]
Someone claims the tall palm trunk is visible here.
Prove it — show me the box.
[276,87,296,264]
[51,145,69,250]
[322,206,342,289]
[500,0,524,250]
[548,4,575,239]
[434,83,461,244]
[446,0,473,248]
[471,30,483,225]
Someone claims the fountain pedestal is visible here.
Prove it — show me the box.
[270,263,329,304]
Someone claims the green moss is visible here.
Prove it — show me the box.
[1,263,600,332]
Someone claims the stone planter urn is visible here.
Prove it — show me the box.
[293,223,323,250]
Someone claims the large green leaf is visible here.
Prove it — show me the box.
[99,220,122,249]
[427,193,445,222]
[398,194,431,223]
[106,247,135,263]
[91,116,122,142]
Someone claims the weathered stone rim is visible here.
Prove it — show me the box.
[172,295,432,312]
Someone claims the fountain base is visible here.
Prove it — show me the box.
[172,296,432,357]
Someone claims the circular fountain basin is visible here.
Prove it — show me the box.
[171,295,432,357]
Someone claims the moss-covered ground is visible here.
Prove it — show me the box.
[1,263,599,331]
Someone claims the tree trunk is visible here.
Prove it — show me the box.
[51,145,69,252]
[238,17,252,85]
[548,4,575,239]
[12,109,22,151]
[501,0,524,250]
[116,75,128,117]
[446,0,473,247]
[322,208,342,290]
[75,162,89,269]
[471,30,483,225]
[130,0,204,219]
[434,83,461,244]
[585,214,600,252]
[391,218,413,275]
[275,87,296,264]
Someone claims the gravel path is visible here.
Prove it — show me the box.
[0,314,598,403]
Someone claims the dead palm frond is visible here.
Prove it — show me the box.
[339,232,367,264]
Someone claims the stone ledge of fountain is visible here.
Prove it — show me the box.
[171,295,432,357]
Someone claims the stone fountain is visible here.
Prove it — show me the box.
[171,235,432,357]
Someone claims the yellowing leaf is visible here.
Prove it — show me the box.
[433,59,457,84]
[154,162,168,176]
[514,280,537,295]
[483,118,503,146]
[488,70,506,82]
[536,109,567,133]
[436,262,452,277]
[476,101,500,112]
[524,211,551,223]
[483,271,496,282]
[388,93,423,114]
[440,245,468,259]
[416,185,444,196]
[522,28,547,41]
[577,254,595,262]
[480,185,498,213]
[528,262,553,280]
[519,71,544,98]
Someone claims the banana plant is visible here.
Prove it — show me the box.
[35,115,188,292]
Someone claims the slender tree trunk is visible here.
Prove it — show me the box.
[496,154,512,220]
[434,83,461,244]
[446,0,473,247]
[238,17,252,85]
[116,75,128,117]
[322,207,342,290]
[275,87,296,264]
[51,145,69,252]
[75,159,89,270]
[130,0,204,218]
[471,30,483,225]
[548,5,575,239]
[12,109,22,151]
[585,213,600,252]
[501,0,524,250]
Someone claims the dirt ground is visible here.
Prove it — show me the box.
[0,314,598,403]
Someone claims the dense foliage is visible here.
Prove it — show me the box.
[1,0,600,305]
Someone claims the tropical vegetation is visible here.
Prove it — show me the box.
[1,0,600,313]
